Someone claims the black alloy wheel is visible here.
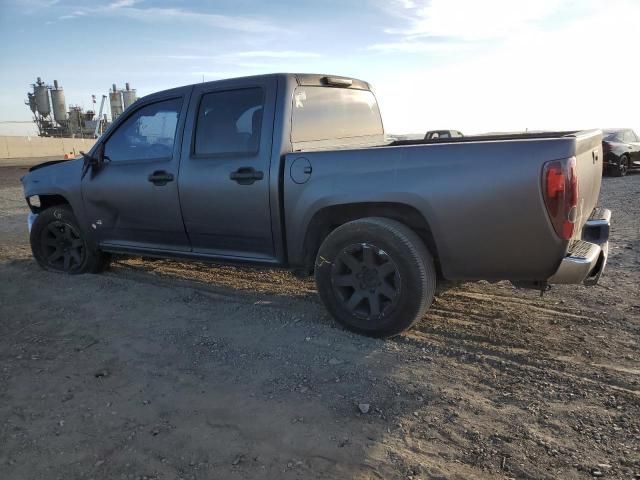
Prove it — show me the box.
[612,155,629,177]
[40,220,86,272]
[331,243,401,320]
[30,205,111,274]
[619,155,629,176]
[314,217,436,338]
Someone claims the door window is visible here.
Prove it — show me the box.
[104,98,182,162]
[194,88,264,156]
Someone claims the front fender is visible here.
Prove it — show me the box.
[21,158,92,239]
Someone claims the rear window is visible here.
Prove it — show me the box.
[291,87,383,143]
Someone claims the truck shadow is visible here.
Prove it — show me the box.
[3,254,639,479]
[110,255,319,302]
[0,256,449,479]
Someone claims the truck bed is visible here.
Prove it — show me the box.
[285,129,603,282]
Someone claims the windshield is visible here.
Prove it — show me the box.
[602,130,621,141]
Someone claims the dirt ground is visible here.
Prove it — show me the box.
[0,159,638,480]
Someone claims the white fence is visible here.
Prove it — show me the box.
[0,136,96,160]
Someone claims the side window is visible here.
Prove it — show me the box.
[194,88,264,156]
[104,98,182,162]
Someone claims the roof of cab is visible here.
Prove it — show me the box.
[140,73,372,103]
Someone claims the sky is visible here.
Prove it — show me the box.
[1,0,639,136]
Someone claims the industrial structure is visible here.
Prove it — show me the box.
[25,77,138,138]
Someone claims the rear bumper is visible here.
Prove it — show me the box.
[547,208,610,286]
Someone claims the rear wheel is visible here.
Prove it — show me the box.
[314,217,436,337]
[30,205,110,274]
[611,155,629,177]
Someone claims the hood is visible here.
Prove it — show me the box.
[21,157,83,198]
[28,158,72,172]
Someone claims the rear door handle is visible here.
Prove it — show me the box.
[230,167,264,185]
[148,170,174,186]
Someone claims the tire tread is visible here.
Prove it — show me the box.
[314,216,436,337]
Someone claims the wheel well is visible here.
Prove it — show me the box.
[301,202,441,276]
[28,194,69,213]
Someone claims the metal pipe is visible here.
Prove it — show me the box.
[94,95,107,138]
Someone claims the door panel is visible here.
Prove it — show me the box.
[178,78,276,259]
[81,92,191,250]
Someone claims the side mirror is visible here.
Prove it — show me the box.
[80,143,105,179]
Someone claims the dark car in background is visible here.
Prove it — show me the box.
[424,129,464,140]
[602,128,640,176]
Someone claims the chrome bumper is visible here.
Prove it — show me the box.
[548,208,610,286]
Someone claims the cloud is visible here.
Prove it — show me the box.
[12,0,60,14]
[164,51,323,61]
[58,10,87,20]
[382,0,565,40]
[165,55,212,61]
[107,0,139,8]
[55,2,282,34]
[373,0,640,134]
[367,40,471,54]
[231,50,323,59]
[115,7,281,33]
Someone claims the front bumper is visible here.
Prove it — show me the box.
[547,208,610,286]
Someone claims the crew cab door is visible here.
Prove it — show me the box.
[178,77,276,260]
[81,88,191,250]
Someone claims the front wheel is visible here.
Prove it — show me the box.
[314,217,436,337]
[30,205,110,274]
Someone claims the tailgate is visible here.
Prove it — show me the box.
[570,130,603,237]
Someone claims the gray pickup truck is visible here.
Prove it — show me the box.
[22,73,611,337]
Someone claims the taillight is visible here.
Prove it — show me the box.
[542,157,578,240]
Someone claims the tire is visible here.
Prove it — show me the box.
[610,155,629,177]
[30,205,110,274]
[314,217,436,338]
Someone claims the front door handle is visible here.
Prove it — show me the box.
[148,170,174,186]
[230,167,264,185]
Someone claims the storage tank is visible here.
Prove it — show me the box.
[122,82,137,109]
[50,79,67,124]
[34,77,51,117]
[109,83,123,120]
[68,106,82,133]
